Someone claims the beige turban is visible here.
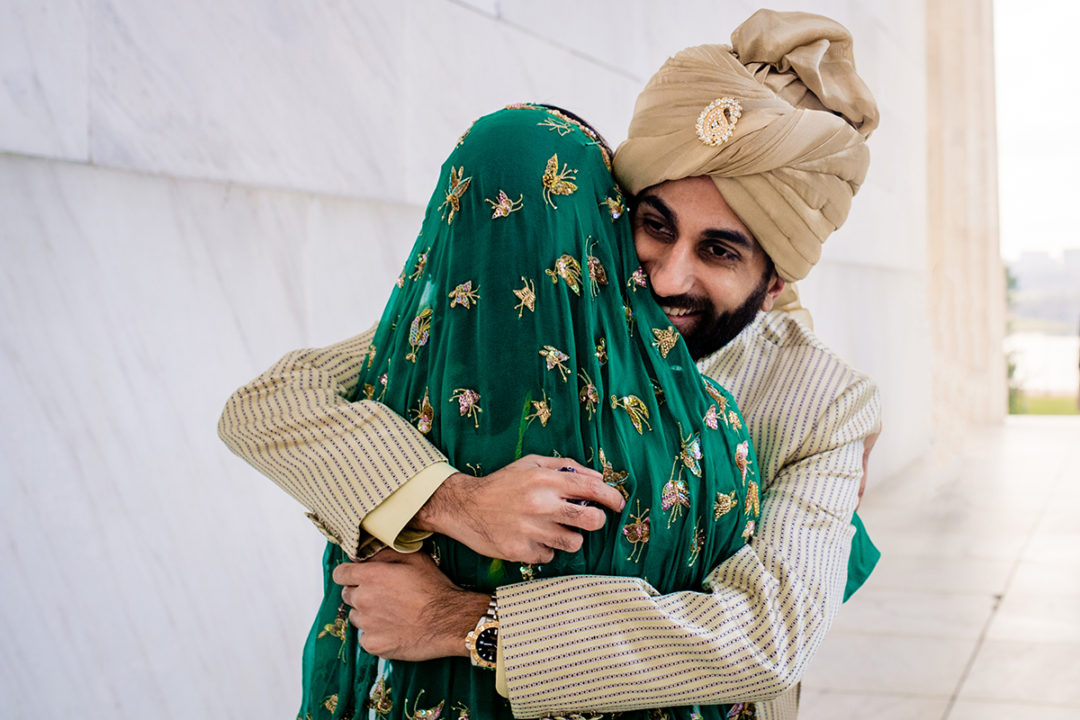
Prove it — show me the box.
[613,9,878,304]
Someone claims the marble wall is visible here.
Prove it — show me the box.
[0,0,990,716]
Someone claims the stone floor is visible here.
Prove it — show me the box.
[800,415,1080,720]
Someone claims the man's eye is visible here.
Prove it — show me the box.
[642,217,671,236]
[705,244,735,260]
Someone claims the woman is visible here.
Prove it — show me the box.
[299,104,760,720]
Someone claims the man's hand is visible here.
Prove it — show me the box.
[334,550,489,661]
[412,455,625,564]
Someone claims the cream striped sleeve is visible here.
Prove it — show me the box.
[495,375,880,718]
[217,328,453,559]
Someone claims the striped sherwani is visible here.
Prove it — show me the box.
[219,310,880,719]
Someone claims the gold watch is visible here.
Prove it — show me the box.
[465,595,499,669]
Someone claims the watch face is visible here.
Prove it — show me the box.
[475,625,498,663]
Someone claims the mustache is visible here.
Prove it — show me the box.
[651,292,710,314]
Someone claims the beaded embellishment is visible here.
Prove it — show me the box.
[651,326,680,359]
[586,241,608,296]
[578,369,599,419]
[734,440,752,483]
[316,604,349,662]
[623,499,651,562]
[369,676,393,718]
[323,695,338,713]
[541,154,578,209]
[742,519,756,542]
[366,343,377,369]
[595,338,608,365]
[545,254,583,295]
[486,190,523,219]
[696,97,742,147]
[600,192,626,221]
[537,116,573,136]
[610,394,651,434]
[411,387,434,434]
[599,448,629,499]
[405,308,433,363]
[448,280,480,309]
[409,248,430,281]
[679,429,703,477]
[688,520,706,568]
[539,345,571,381]
[746,479,760,518]
[513,277,536,316]
[405,691,445,720]
[449,388,482,428]
[453,703,470,720]
[728,411,743,431]
[438,166,471,225]
[661,466,691,527]
[714,490,737,519]
[525,390,552,427]
[627,267,649,291]
[704,405,720,429]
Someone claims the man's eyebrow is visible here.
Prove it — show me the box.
[636,194,675,226]
[702,227,754,249]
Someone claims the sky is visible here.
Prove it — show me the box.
[994,0,1080,261]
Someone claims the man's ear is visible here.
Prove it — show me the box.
[760,275,785,312]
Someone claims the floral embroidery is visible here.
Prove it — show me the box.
[410,248,430,281]
[610,394,651,433]
[704,405,720,429]
[578,369,599,419]
[627,267,648,291]
[623,499,650,562]
[513,277,537,316]
[449,388,482,428]
[688,519,706,568]
[598,448,629,499]
[714,490,737,519]
[411,387,434,434]
[541,153,578,209]
[539,345,571,381]
[486,190,524,219]
[651,326,680,359]
[376,372,388,401]
[545,254,583,295]
[405,691,444,720]
[600,192,625,221]
[448,280,480,309]
[369,676,393,718]
[406,308,434,363]
[526,390,552,427]
[595,338,608,365]
[438,166,471,225]
[734,440,751,483]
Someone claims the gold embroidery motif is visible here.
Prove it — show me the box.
[405,308,433,363]
[661,464,691,527]
[453,703,471,720]
[376,372,388,402]
[545,254,583,295]
[728,410,742,430]
[595,338,607,365]
[714,490,737,519]
[688,519,706,568]
[449,388,482,429]
[651,378,666,405]
[520,563,536,581]
[324,695,339,713]
[610,394,651,434]
[650,707,671,720]
[600,193,625,221]
[411,387,434,434]
[627,267,648,291]
[704,404,720,429]
[541,153,578,209]
[598,448,629,499]
[586,240,608,296]
[396,271,405,288]
[525,390,552,427]
[537,117,573,136]
[539,345,571,381]
[624,303,635,335]
[651,326,680,358]
[438,166,471,225]
[578,369,599,419]
[366,343,377,369]
[448,280,480,309]
[405,691,445,720]
[679,428,703,477]
[513,277,536,316]
[486,190,524,219]
[363,383,375,400]
[623,499,650,562]
[742,519,756,542]
[703,381,729,416]
[369,676,393,718]
[734,440,752,483]
[409,248,430,281]
[696,96,742,147]
[316,605,349,662]
[746,479,760,517]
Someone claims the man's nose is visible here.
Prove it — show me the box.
[646,244,695,297]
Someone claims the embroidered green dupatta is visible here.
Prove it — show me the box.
[299,106,760,720]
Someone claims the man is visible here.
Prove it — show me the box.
[219,10,880,719]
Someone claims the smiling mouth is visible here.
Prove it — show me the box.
[660,305,696,317]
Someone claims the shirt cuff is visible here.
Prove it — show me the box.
[360,461,456,552]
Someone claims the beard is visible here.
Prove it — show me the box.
[658,276,770,360]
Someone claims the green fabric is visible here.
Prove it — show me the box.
[299,105,761,720]
[843,510,880,602]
